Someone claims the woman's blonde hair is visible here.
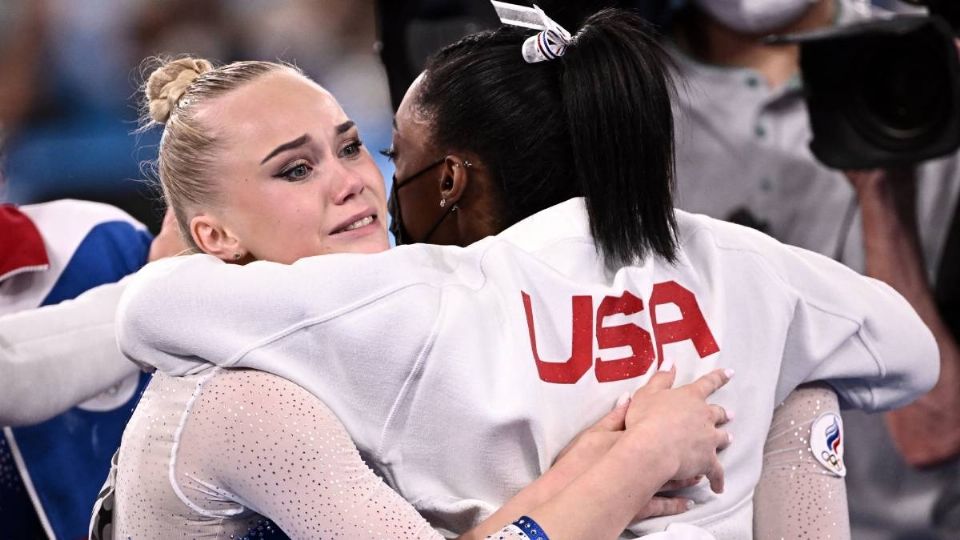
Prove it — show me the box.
[142,57,300,249]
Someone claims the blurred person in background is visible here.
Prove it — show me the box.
[0,5,150,539]
[0,0,45,140]
[663,0,960,537]
[0,2,190,536]
[1,0,393,231]
[1,0,158,218]
[0,192,154,538]
[0,202,195,540]
[374,0,674,111]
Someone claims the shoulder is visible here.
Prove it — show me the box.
[675,209,787,260]
[182,369,356,475]
[32,201,153,304]
[21,199,147,232]
[198,369,343,427]
[22,199,152,266]
[674,210,858,294]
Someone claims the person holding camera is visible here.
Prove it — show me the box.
[666,0,960,538]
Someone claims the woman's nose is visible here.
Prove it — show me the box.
[330,165,365,204]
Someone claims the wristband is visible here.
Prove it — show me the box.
[512,516,549,540]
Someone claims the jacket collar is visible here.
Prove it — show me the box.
[0,204,49,283]
[497,197,591,251]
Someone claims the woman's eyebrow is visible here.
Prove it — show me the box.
[261,134,311,165]
[336,120,356,135]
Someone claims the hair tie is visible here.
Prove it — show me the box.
[491,1,572,64]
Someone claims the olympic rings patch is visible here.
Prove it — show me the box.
[810,412,846,477]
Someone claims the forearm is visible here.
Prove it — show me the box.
[855,173,960,465]
[466,432,673,540]
[885,336,960,466]
[525,434,672,540]
[462,464,569,539]
[0,281,140,426]
[754,384,849,539]
[463,444,605,539]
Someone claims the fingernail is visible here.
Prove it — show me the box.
[723,368,735,379]
[726,409,735,421]
[685,500,695,510]
[615,392,631,409]
[727,432,734,444]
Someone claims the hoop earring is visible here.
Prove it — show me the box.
[233,252,243,260]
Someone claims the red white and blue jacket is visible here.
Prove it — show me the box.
[0,199,151,539]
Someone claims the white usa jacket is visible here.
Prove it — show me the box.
[118,198,938,538]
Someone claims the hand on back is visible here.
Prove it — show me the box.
[623,367,733,494]
[552,367,732,520]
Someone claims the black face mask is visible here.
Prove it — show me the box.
[388,157,458,245]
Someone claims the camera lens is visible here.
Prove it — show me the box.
[849,32,951,151]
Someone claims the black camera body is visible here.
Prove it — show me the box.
[918,0,960,30]
[783,3,960,169]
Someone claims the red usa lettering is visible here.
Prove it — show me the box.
[521,281,720,384]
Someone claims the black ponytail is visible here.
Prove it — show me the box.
[562,9,678,265]
[417,8,678,265]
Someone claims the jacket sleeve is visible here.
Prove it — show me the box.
[0,279,141,426]
[117,250,442,375]
[116,251,446,450]
[769,243,939,411]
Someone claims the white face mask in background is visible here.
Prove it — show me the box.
[692,0,820,34]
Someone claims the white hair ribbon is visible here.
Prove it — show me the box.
[490,1,572,64]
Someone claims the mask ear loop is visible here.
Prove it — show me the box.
[389,157,448,245]
[387,177,407,245]
[418,200,460,244]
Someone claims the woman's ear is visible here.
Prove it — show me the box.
[438,155,472,205]
[190,213,245,262]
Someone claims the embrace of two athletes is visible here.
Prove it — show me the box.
[0,1,956,539]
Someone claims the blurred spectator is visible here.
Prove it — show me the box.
[0,0,45,138]
[0,0,393,232]
[374,0,673,111]
[0,198,153,539]
[132,0,238,63]
[664,0,960,538]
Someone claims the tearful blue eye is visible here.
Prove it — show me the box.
[341,140,364,158]
[283,163,311,180]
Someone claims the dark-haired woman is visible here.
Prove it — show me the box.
[116,6,936,539]
[384,6,860,538]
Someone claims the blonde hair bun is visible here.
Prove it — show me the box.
[146,58,214,124]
